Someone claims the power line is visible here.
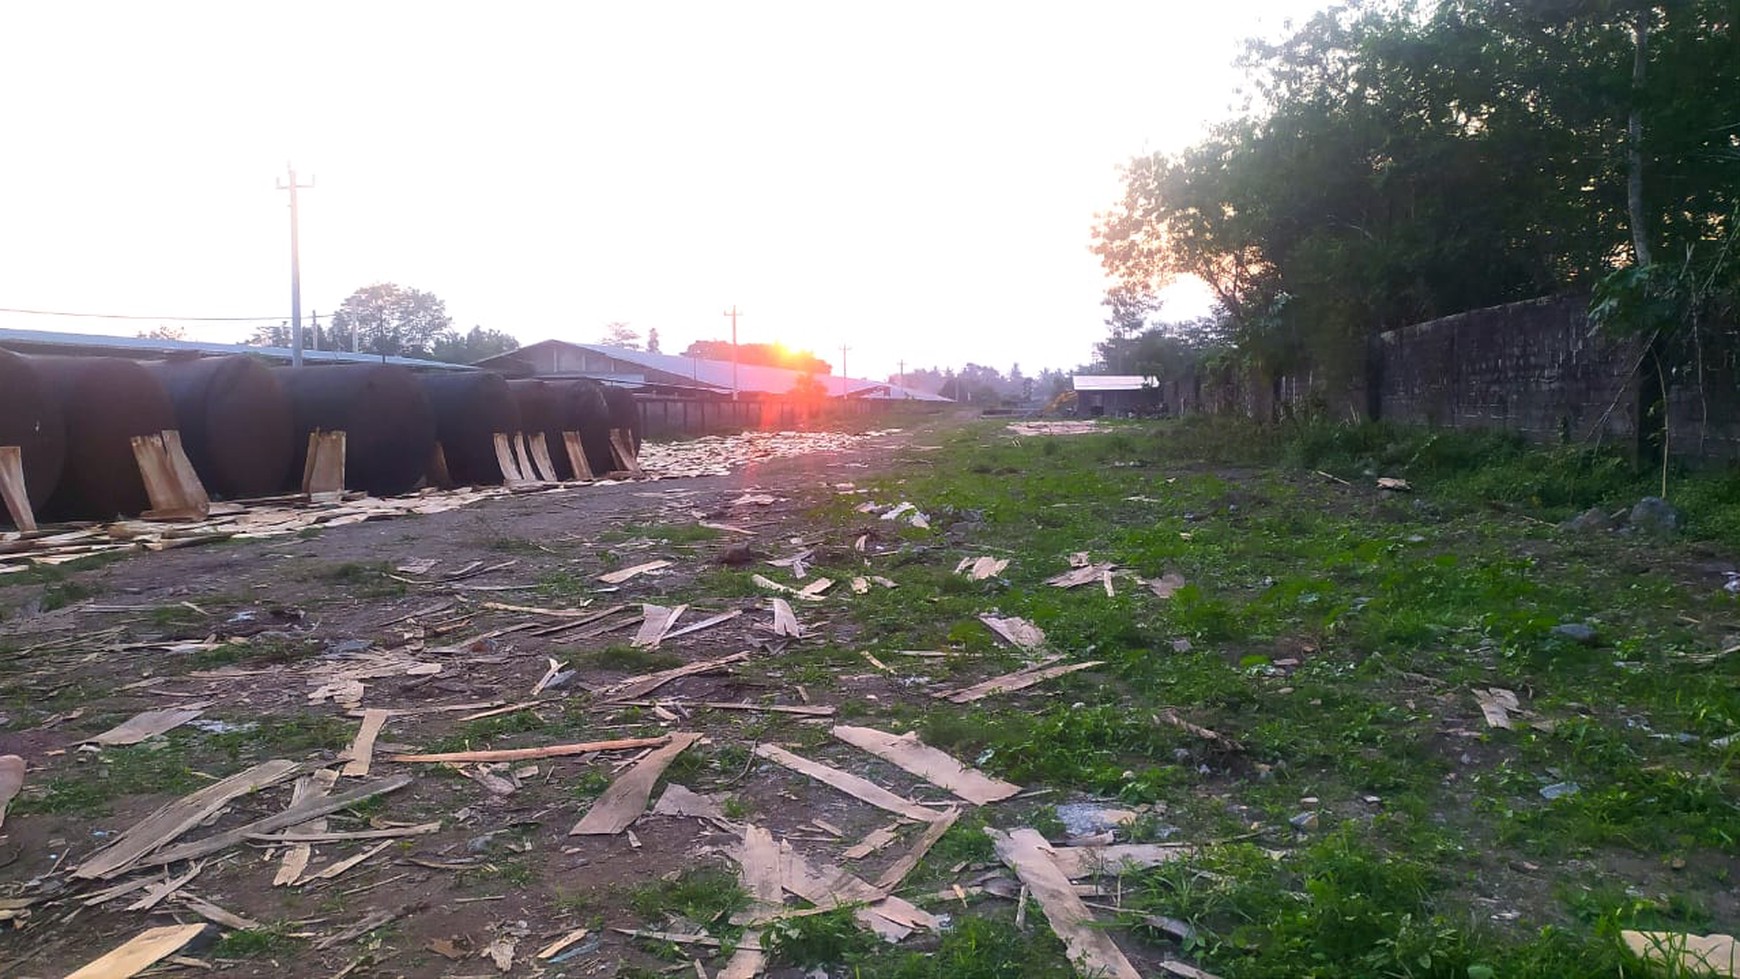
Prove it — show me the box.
[0,306,287,323]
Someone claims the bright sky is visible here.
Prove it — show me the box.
[0,1,1323,380]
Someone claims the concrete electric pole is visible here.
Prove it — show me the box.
[277,164,314,367]
[723,306,741,400]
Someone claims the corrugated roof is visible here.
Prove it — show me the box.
[482,341,952,401]
[1073,375,1159,391]
[0,326,476,370]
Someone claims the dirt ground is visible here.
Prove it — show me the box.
[1,422,967,977]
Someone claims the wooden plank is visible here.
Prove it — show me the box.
[141,775,415,869]
[388,736,669,764]
[873,807,960,891]
[632,603,687,648]
[0,445,36,533]
[300,839,394,882]
[977,614,1047,650]
[303,431,346,499]
[610,428,645,477]
[427,441,454,489]
[774,841,937,943]
[253,822,440,843]
[563,431,596,480]
[831,725,1021,804]
[1622,930,1738,976]
[73,759,304,880]
[66,923,208,979]
[84,702,213,746]
[990,828,1142,979]
[341,709,390,777]
[842,823,901,861]
[598,651,751,702]
[493,433,528,484]
[528,433,561,484]
[273,769,337,886]
[519,433,553,482]
[571,732,702,835]
[599,560,672,584]
[753,744,947,824]
[937,659,1103,704]
[160,431,211,515]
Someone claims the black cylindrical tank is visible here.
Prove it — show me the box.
[28,355,176,519]
[546,379,613,479]
[0,349,67,518]
[417,372,521,486]
[143,356,294,499]
[605,386,643,454]
[274,364,437,497]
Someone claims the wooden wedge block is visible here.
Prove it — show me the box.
[0,445,36,532]
[303,431,346,500]
[518,433,552,482]
[528,433,561,484]
[563,431,595,480]
[609,428,645,477]
[493,433,530,485]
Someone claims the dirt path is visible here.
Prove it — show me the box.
[0,420,963,977]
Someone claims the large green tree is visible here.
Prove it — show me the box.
[327,283,453,359]
[1094,0,1738,386]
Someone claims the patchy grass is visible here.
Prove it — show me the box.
[585,644,682,673]
[627,866,748,929]
[213,926,302,959]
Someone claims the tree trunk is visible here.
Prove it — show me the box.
[1627,9,1652,268]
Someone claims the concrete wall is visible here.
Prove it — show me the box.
[1189,293,1740,460]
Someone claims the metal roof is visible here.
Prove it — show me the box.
[1073,374,1160,392]
[481,341,952,401]
[0,326,476,370]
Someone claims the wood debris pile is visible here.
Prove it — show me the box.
[637,429,904,478]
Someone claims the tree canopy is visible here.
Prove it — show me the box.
[248,283,518,364]
[1093,0,1739,383]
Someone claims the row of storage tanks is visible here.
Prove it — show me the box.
[0,350,642,523]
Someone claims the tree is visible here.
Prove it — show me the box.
[327,283,454,359]
[601,322,641,349]
[136,325,187,341]
[646,327,661,354]
[248,322,292,347]
[431,326,520,364]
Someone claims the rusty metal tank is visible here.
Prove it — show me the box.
[417,371,521,486]
[0,348,67,518]
[143,356,294,499]
[27,355,176,519]
[274,364,437,497]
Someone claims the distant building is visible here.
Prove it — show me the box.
[475,340,950,401]
[0,326,472,371]
[1072,375,1163,416]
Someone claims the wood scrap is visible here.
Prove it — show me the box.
[650,783,732,824]
[842,824,901,860]
[1046,563,1115,589]
[142,775,416,869]
[597,651,752,702]
[316,906,407,951]
[751,573,796,595]
[989,828,1141,979]
[1157,962,1227,979]
[176,893,261,930]
[1147,573,1187,598]
[65,922,208,979]
[796,577,834,600]
[632,603,687,648]
[769,598,803,637]
[0,754,23,829]
[303,431,346,500]
[599,560,670,584]
[571,732,703,835]
[125,863,204,911]
[530,659,568,696]
[936,658,1103,704]
[1048,843,1195,879]
[73,758,305,880]
[341,709,390,777]
[753,744,948,823]
[1156,709,1240,749]
[301,840,394,883]
[850,576,870,594]
[1621,929,1737,976]
[773,841,937,942]
[956,556,1009,581]
[84,701,213,746]
[831,725,1021,804]
[696,701,835,717]
[252,822,440,843]
[389,736,669,764]
[563,431,595,481]
[1474,687,1521,730]
[767,549,813,578]
[977,614,1046,650]
[661,608,743,641]
[874,807,961,891]
[609,428,644,476]
[0,446,35,533]
[538,927,591,960]
[274,769,338,886]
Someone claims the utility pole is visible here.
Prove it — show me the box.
[310,309,318,351]
[723,306,741,400]
[898,358,906,399]
[839,344,850,397]
[276,164,314,367]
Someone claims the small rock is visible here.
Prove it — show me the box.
[1289,811,1319,832]
[1629,496,1681,536]
[1540,781,1581,800]
[1551,622,1599,645]
[1561,507,1613,533]
[1171,638,1193,653]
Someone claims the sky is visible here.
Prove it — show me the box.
[0,1,1326,381]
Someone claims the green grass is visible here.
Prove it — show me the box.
[789,417,1740,975]
[213,926,301,959]
[585,644,682,673]
[627,866,747,929]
